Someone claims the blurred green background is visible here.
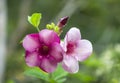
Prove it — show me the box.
[2,0,120,83]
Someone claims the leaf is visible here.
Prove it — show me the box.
[28,13,42,28]
[24,67,49,81]
[24,65,68,83]
[83,53,102,67]
[69,72,94,83]
[52,65,68,82]
[57,78,67,83]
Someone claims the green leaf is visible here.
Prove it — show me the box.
[28,13,42,28]
[51,65,68,82]
[83,53,102,67]
[24,67,49,81]
[56,78,67,83]
[24,65,68,83]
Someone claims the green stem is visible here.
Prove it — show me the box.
[49,73,55,83]
[49,73,52,79]
[36,27,40,32]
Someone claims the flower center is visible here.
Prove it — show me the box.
[66,43,75,54]
[40,45,49,56]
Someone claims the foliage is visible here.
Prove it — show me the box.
[24,65,68,83]
[28,13,42,31]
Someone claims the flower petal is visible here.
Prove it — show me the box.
[65,27,81,43]
[50,42,63,62]
[63,36,68,52]
[25,51,40,67]
[62,55,79,73]
[75,39,93,61]
[60,41,67,52]
[22,33,40,51]
[40,57,57,73]
[39,29,60,45]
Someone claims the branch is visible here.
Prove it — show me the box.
[0,0,7,82]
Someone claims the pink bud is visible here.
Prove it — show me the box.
[57,16,69,29]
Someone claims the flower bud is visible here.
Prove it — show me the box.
[57,16,69,29]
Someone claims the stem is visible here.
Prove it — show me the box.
[49,73,55,83]
[36,27,40,32]
[49,73,52,79]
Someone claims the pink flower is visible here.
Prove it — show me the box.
[61,27,93,73]
[22,29,63,73]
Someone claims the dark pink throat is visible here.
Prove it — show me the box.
[39,45,50,56]
[66,43,75,54]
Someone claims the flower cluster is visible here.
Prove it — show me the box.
[22,15,93,73]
